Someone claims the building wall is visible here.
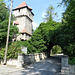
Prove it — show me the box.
[25,16,32,34]
[25,8,33,21]
[16,16,26,32]
[13,8,26,17]
[13,7,33,41]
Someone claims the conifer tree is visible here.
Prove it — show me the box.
[0,0,18,47]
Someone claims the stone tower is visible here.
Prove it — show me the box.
[13,1,34,41]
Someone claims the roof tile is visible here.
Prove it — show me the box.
[14,21,19,25]
[14,1,28,10]
[21,28,32,36]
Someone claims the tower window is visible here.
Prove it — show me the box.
[19,9,20,12]
[22,33,24,35]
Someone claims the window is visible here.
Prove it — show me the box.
[19,9,20,12]
[26,33,27,38]
[22,33,24,35]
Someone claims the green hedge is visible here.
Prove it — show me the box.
[0,41,27,59]
[69,57,75,65]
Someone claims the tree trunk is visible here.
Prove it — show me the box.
[46,43,54,58]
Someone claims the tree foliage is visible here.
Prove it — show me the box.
[51,45,62,55]
[0,0,19,48]
[61,0,75,58]
[44,5,57,22]
[61,0,71,6]
[27,28,47,53]
[0,41,26,59]
[0,0,75,61]
[33,0,75,58]
[50,0,75,58]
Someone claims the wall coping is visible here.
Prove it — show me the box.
[18,52,46,56]
[51,55,68,58]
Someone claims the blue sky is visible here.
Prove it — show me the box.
[5,0,65,30]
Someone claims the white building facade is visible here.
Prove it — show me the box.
[13,1,34,41]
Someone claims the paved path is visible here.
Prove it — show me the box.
[0,58,61,75]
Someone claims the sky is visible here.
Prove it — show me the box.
[5,0,65,30]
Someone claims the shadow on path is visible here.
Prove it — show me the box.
[21,57,61,75]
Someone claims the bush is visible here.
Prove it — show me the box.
[69,57,75,65]
[0,41,27,59]
[0,48,5,59]
[51,45,62,54]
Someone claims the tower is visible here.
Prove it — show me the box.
[13,1,34,41]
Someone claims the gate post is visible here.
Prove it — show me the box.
[61,55,69,73]
[17,53,25,68]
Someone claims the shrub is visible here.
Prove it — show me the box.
[0,41,27,59]
[69,57,75,65]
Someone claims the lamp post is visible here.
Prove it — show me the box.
[4,0,13,65]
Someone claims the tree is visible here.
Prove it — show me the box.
[0,0,19,48]
[27,28,47,53]
[0,0,74,60]
[50,0,75,58]
[61,0,75,58]
[14,20,60,55]
[61,0,71,6]
[51,45,62,55]
[44,5,57,22]
[24,0,75,58]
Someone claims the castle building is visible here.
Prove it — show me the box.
[13,1,34,41]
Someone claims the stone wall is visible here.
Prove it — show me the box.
[17,52,47,67]
[69,65,75,74]
[0,59,18,66]
[61,55,75,74]
[54,55,75,74]
[0,54,75,73]
[61,55,69,73]
[0,52,47,67]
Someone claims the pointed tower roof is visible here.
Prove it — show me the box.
[13,1,32,10]
[13,1,34,15]
[16,1,28,9]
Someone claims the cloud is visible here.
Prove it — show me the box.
[32,22,39,30]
